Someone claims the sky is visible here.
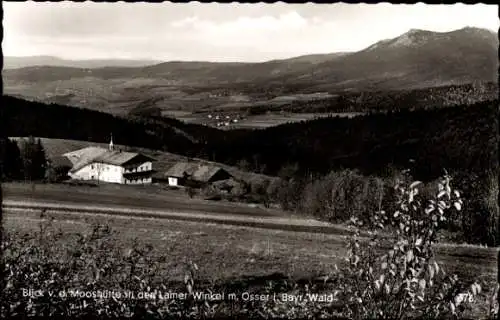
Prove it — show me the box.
[3,2,499,62]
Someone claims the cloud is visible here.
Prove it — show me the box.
[3,3,499,61]
[171,16,199,28]
[168,11,333,53]
[170,11,309,33]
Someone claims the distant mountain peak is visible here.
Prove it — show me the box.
[364,29,432,51]
[405,28,430,35]
[389,29,436,48]
[364,26,497,52]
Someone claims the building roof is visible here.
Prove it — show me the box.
[49,155,73,168]
[64,147,107,166]
[165,162,230,183]
[165,162,197,178]
[94,151,140,166]
[64,147,154,173]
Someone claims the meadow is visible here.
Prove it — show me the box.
[3,204,498,318]
[178,112,363,129]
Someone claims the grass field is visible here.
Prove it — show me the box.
[4,207,498,317]
[2,182,285,218]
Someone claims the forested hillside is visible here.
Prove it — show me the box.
[2,95,497,181]
[1,96,201,156]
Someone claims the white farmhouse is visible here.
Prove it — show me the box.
[63,137,155,185]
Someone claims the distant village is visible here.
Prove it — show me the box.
[205,113,244,127]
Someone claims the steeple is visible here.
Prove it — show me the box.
[109,133,114,151]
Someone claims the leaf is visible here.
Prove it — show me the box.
[433,261,440,275]
[381,262,388,270]
[379,274,385,285]
[455,294,464,306]
[406,250,414,262]
[453,202,462,211]
[385,283,390,294]
[410,181,422,189]
[471,283,482,295]
[428,264,435,280]
[410,268,417,277]
[375,280,381,291]
[419,279,426,290]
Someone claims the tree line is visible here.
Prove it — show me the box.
[0,137,47,182]
[220,81,498,115]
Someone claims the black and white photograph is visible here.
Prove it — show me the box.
[1,2,499,318]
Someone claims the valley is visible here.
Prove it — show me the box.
[3,27,498,130]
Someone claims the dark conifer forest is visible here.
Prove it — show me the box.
[2,94,497,181]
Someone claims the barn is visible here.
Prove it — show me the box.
[164,162,233,188]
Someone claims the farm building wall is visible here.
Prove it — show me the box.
[70,163,124,183]
[168,177,178,186]
[123,161,154,185]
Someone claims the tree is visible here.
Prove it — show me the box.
[45,159,71,183]
[0,138,23,181]
[20,137,47,182]
[236,159,251,171]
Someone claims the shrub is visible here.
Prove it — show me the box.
[334,171,479,319]
[300,170,386,223]
[1,219,229,319]
[186,187,196,199]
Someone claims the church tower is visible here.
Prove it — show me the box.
[109,133,114,151]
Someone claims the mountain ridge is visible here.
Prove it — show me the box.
[3,56,163,69]
[3,27,497,113]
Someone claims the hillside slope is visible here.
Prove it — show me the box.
[273,27,498,91]
[3,27,497,114]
